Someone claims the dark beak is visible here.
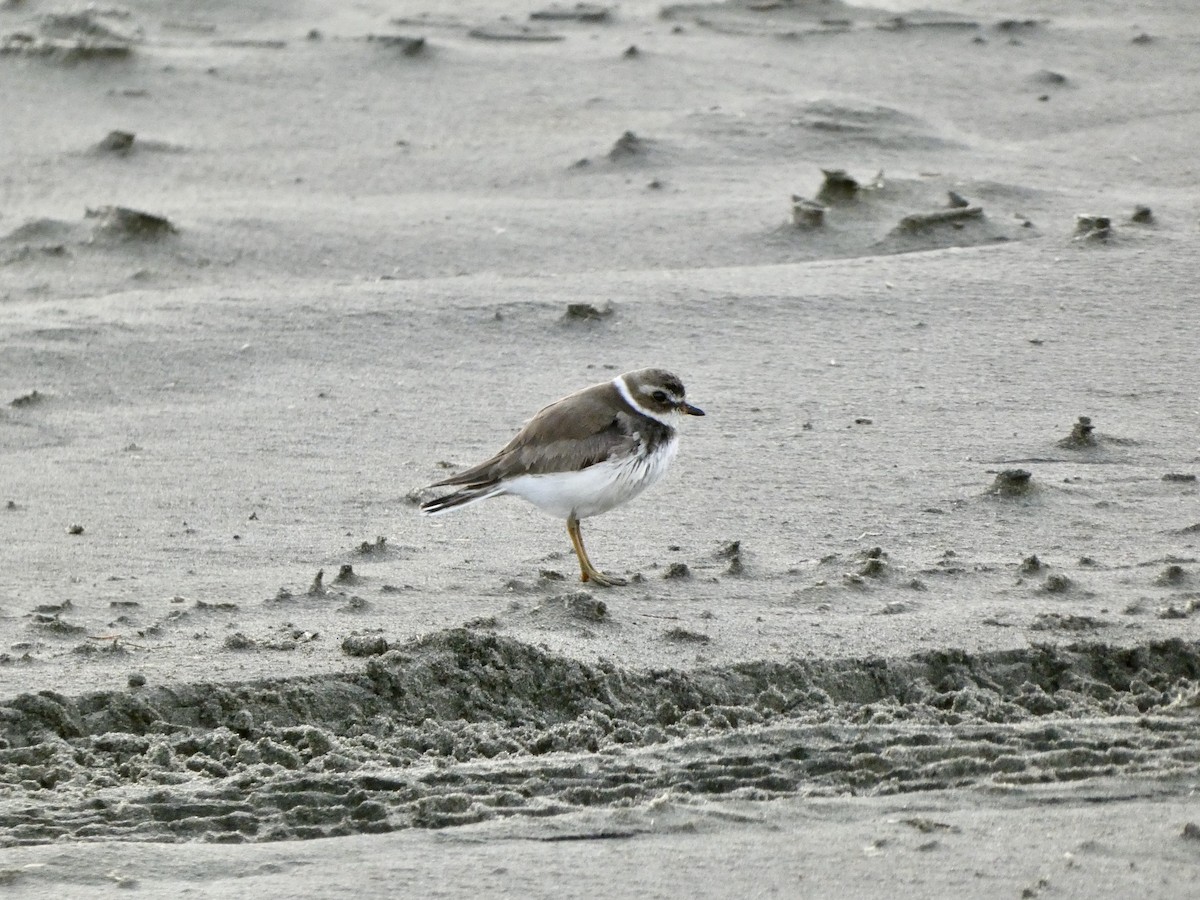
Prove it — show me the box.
[680,401,705,417]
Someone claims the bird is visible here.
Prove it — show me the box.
[420,368,704,586]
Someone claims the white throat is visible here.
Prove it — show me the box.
[612,375,673,426]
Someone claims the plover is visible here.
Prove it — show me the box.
[421,368,704,586]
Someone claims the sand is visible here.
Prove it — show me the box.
[2,0,1199,896]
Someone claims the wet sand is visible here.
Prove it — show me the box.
[2,0,1199,896]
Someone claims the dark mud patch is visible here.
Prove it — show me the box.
[1,630,1198,845]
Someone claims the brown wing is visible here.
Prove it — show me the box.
[430,381,637,488]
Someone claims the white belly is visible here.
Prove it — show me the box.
[502,437,679,520]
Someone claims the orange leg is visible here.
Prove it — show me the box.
[567,514,627,587]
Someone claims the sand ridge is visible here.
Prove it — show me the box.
[3,630,1200,843]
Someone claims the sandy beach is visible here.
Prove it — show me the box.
[2,0,1199,896]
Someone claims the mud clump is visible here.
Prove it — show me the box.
[663,627,710,644]
[356,536,388,555]
[1074,214,1111,241]
[816,168,864,204]
[663,562,691,579]
[1040,574,1073,594]
[1130,205,1154,224]
[93,129,135,155]
[307,569,326,597]
[9,390,46,408]
[995,19,1042,32]
[333,564,359,585]
[1031,613,1104,631]
[1058,415,1097,449]
[717,540,745,575]
[893,204,984,234]
[1,204,180,257]
[1032,69,1069,87]
[1158,600,1198,620]
[558,592,607,621]
[857,547,889,578]
[988,469,1034,498]
[342,634,389,657]
[86,206,176,241]
[194,599,237,612]
[367,34,426,56]
[790,195,827,228]
[564,302,613,322]
[607,130,646,161]
[32,614,86,635]
[1156,565,1188,586]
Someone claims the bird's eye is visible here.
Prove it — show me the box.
[652,390,668,403]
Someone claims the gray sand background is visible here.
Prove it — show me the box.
[2,0,1199,896]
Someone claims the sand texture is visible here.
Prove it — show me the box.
[2,0,1199,896]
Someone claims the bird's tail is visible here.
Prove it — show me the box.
[419,484,505,516]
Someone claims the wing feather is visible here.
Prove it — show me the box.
[429,381,639,487]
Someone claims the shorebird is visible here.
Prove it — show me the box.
[420,368,704,586]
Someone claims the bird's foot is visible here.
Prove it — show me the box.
[581,569,627,588]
